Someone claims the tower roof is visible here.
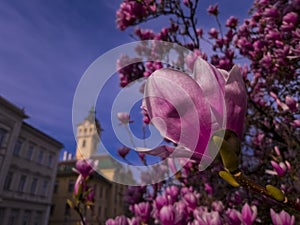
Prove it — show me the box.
[82,106,103,134]
[85,106,96,122]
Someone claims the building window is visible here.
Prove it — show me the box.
[13,139,23,156]
[50,205,55,216]
[48,154,53,167]
[82,139,86,148]
[33,211,42,225]
[0,156,3,168]
[65,203,70,215]
[7,209,19,225]
[41,180,48,196]
[53,181,59,193]
[0,207,5,224]
[99,186,103,198]
[30,178,38,194]
[98,206,102,217]
[37,150,44,164]
[4,171,13,190]
[68,179,74,193]
[18,175,27,192]
[0,128,7,147]
[26,144,34,160]
[22,210,31,225]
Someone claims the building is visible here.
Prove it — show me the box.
[0,96,63,225]
[49,108,127,225]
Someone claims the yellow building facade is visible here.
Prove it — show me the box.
[49,109,127,225]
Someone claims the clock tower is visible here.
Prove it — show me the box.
[75,107,103,160]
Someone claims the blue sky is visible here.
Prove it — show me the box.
[0,0,253,161]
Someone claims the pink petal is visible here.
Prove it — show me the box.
[144,68,212,158]
[193,58,227,130]
[224,65,247,138]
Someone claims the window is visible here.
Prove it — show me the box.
[0,208,5,224]
[99,187,103,197]
[0,128,7,147]
[30,178,38,194]
[26,144,34,160]
[68,179,74,193]
[65,203,70,215]
[50,205,55,216]
[48,154,53,167]
[33,211,42,225]
[22,210,31,225]
[82,139,86,148]
[37,150,44,164]
[4,171,13,190]
[98,206,102,217]
[53,181,59,193]
[41,180,48,196]
[13,139,23,156]
[18,175,27,192]
[0,156,3,168]
[7,209,19,225]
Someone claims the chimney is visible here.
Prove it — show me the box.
[63,151,68,161]
[67,153,73,160]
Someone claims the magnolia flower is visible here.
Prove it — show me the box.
[133,202,152,222]
[266,160,291,177]
[194,211,222,225]
[241,203,257,225]
[118,146,131,158]
[159,205,176,225]
[270,209,295,225]
[73,159,96,178]
[139,57,247,163]
[117,112,133,124]
[226,203,257,225]
[74,174,85,196]
[86,188,95,202]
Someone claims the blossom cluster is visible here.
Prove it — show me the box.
[111,0,300,223]
[106,183,295,225]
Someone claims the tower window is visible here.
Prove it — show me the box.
[82,140,86,148]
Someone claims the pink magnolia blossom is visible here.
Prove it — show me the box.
[285,95,298,112]
[133,202,152,222]
[159,205,176,225]
[266,160,291,177]
[74,174,84,196]
[118,146,131,158]
[86,188,95,202]
[74,159,96,179]
[194,211,222,225]
[270,209,295,225]
[271,160,287,176]
[207,4,219,16]
[241,203,257,225]
[140,57,247,161]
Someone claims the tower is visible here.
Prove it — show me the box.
[75,107,103,160]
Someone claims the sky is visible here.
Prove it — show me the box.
[0,0,253,162]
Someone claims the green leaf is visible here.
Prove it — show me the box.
[219,171,240,187]
[67,199,74,209]
[266,185,285,202]
[213,136,239,172]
